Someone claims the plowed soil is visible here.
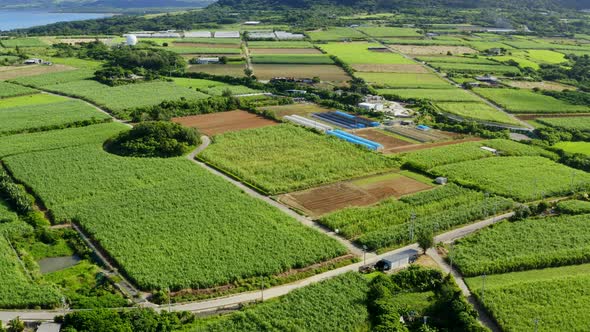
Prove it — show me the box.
[172,110,278,136]
[352,128,414,153]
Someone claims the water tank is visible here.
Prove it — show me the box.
[126,35,138,46]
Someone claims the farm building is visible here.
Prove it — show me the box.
[214,31,240,38]
[244,21,261,25]
[284,114,333,132]
[475,75,500,84]
[249,31,276,40]
[125,31,181,38]
[275,31,305,40]
[359,102,384,111]
[195,57,221,64]
[435,177,448,185]
[24,58,43,65]
[184,31,212,38]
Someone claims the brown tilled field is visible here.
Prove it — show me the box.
[505,80,575,92]
[278,173,433,217]
[351,64,430,73]
[260,103,332,118]
[249,48,322,55]
[188,64,246,76]
[172,110,278,136]
[352,128,414,153]
[253,64,351,82]
[0,64,76,80]
[390,45,477,55]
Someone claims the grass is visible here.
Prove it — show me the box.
[199,124,398,194]
[41,80,209,119]
[306,27,366,41]
[166,47,241,54]
[186,273,369,331]
[553,141,590,156]
[487,55,540,70]
[525,50,567,64]
[250,54,334,64]
[464,264,590,332]
[417,56,499,65]
[0,38,47,48]
[377,88,481,102]
[357,27,421,37]
[247,41,313,48]
[178,38,241,44]
[474,88,589,114]
[356,72,452,89]
[536,117,590,131]
[381,39,467,46]
[171,78,258,96]
[10,69,95,87]
[0,99,110,135]
[435,102,520,125]
[428,62,521,74]
[1,123,347,290]
[0,82,37,99]
[318,42,414,65]
[557,200,590,214]
[466,41,514,51]
[319,184,513,250]
[0,94,68,109]
[431,156,590,201]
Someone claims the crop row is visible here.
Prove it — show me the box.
[250,54,334,64]
[0,82,37,99]
[474,88,589,114]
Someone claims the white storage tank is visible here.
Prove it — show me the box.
[126,34,138,46]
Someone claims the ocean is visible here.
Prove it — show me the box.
[0,10,113,31]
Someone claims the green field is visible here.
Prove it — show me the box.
[474,88,589,113]
[0,38,47,48]
[417,56,498,65]
[536,117,590,131]
[381,39,467,46]
[553,141,590,155]
[357,27,421,37]
[177,38,241,44]
[0,99,110,135]
[0,93,68,109]
[435,101,520,125]
[247,41,314,48]
[526,50,567,64]
[191,273,368,331]
[431,156,590,201]
[428,62,520,74]
[318,42,414,65]
[557,200,590,214]
[452,214,590,276]
[167,47,241,54]
[466,41,514,51]
[306,27,366,41]
[377,88,481,102]
[199,124,398,194]
[10,69,95,87]
[0,123,347,290]
[320,184,513,250]
[0,82,37,99]
[250,54,334,64]
[356,72,452,89]
[465,264,590,331]
[401,139,553,171]
[41,80,209,119]
[487,55,540,70]
[172,78,258,96]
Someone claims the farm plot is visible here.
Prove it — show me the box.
[172,78,258,96]
[172,110,277,136]
[351,64,429,73]
[320,184,513,250]
[0,38,47,48]
[388,45,477,55]
[434,102,520,125]
[356,72,452,89]
[357,27,421,37]
[249,48,322,55]
[377,88,481,102]
[381,39,467,46]
[252,64,350,82]
[557,200,590,214]
[0,82,37,99]
[0,64,77,81]
[385,126,455,143]
[188,64,246,77]
[250,54,334,64]
[417,56,499,65]
[0,99,110,135]
[553,141,590,156]
[452,215,590,277]
[279,172,432,217]
[318,42,414,65]
[353,128,415,152]
[465,265,590,332]
[41,80,209,119]
[199,124,398,194]
[0,124,347,291]
[536,116,590,131]
[247,41,314,48]
[486,55,540,70]
[505,80,574,91]
[474,88,589,114]
[401,138,553,171]
[259,103,332,118]
[167,46,241,55]
[0,93,68,108]
[466,41,514,52]
[431,156,590,201]
[10,69,95,87]
[525,50,567,64]
[427,62,520,74]
[306,27,366,41]
[193,273,368,332]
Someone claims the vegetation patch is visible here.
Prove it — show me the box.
[553,141,590,155]
[378,88,480,102]
[250,54,334,64]
[0,82,38,99]
[306,27,366,41]
[474,88,589,113]
[357,72,452,89]
[357,27,421,37]
[199,124,398,194]
[435,101,521,125]
[319,42,414,65]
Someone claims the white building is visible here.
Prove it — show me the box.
[214,31,240,38]
[358,102,384,111]
[24,58,43,65]
[244,21,261,25]
[275,31,305,40]
[184,31,212,38]
[196,57,220,64]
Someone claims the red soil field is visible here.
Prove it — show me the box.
[172,110,278,136]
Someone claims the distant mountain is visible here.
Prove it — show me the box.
[0,0,215,10]
[214,0,590,10]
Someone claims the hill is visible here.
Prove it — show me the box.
[0,0,214,10]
